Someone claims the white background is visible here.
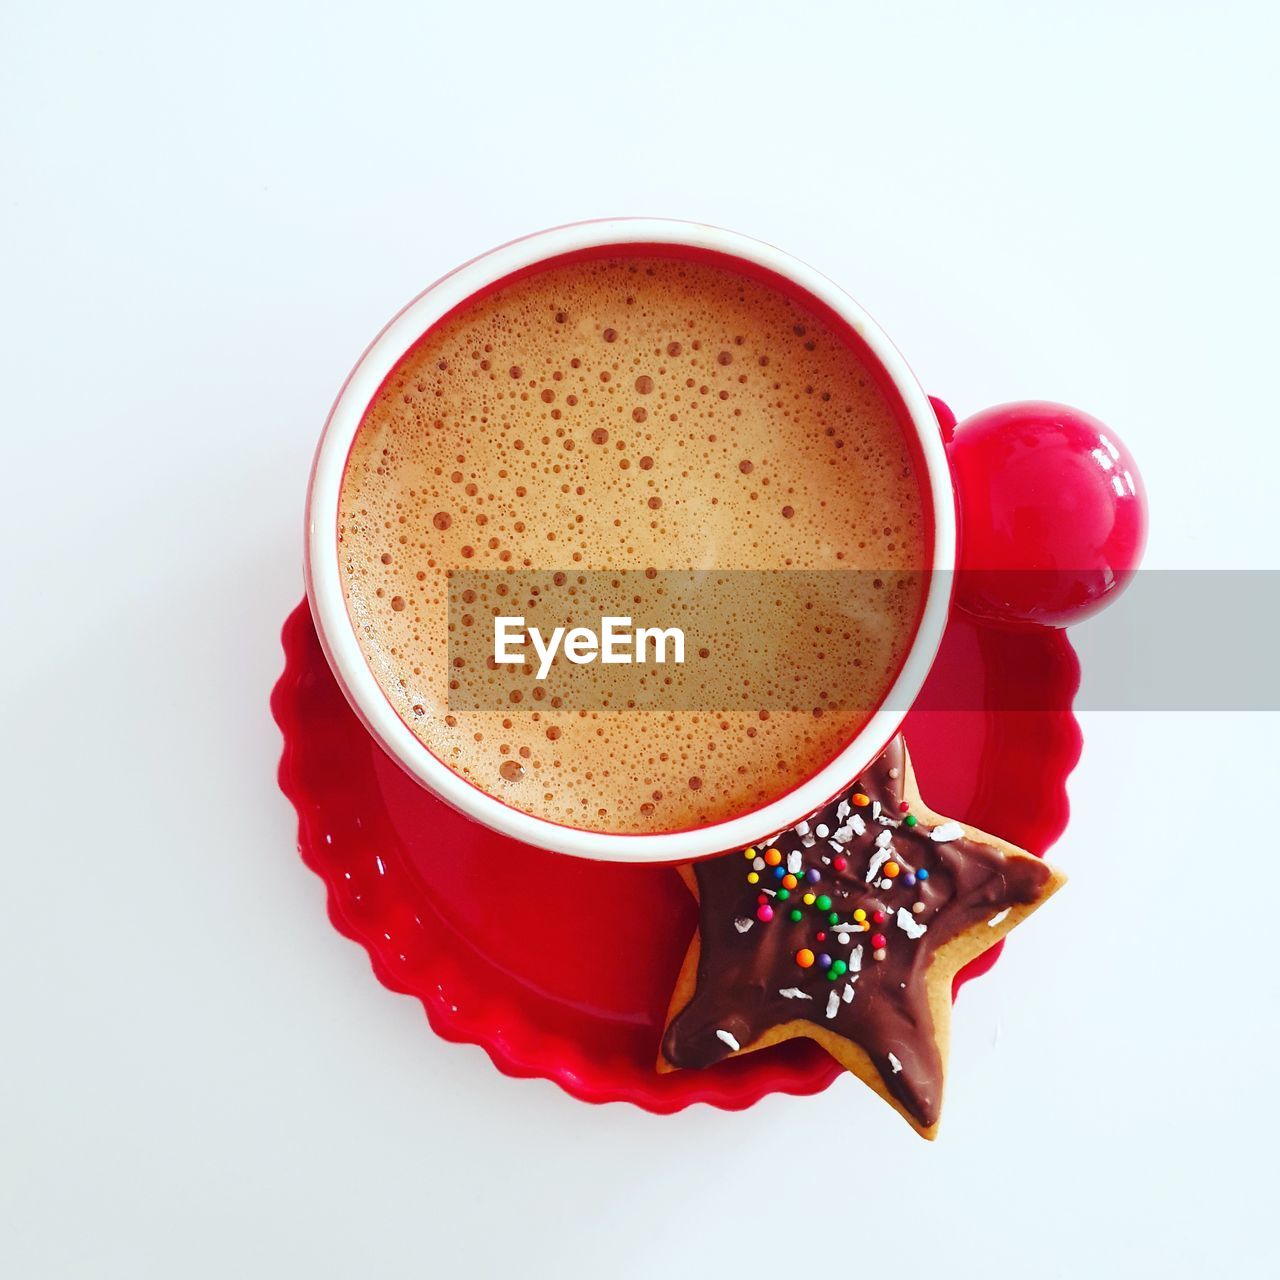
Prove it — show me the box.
[3,3,1277,1277]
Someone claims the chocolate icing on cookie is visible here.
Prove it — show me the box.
[661,736,1054,1128]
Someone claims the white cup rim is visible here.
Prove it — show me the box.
[305,218,956,863]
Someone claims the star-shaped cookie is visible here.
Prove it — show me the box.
[659,735,1064,1137]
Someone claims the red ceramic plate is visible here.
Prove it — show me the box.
[271,599,1080,1112]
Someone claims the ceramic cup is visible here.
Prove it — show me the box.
[306,219,958,863]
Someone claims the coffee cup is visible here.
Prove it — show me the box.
[305,218,1133,863]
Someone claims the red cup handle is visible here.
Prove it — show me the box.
[940,400,1148,629]
[929,395,958,443]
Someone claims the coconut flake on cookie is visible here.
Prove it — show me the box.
[896,907,927,940]
[866,847,891,883]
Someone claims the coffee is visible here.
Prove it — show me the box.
[338,251,928,834]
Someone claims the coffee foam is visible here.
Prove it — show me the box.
[338,253,927,834]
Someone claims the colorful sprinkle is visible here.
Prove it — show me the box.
[873,948,887,962]
[764,848,783,867]
[832,856,848,872]
[904,873,917,887]
[871,933,887,949]
[757,904,774,922]
[817,953,832,970]
[795,948,815,969]
[872,909,887,924]
[899,801,910,813]
[806,867,821,884]
[829,959,848,978]
[917,868,930,881]
[816,931,827,942]
[853,908,867,923]
[776,889,790,901]
[789,908,803,922]
[904,814,918,828]
[884,861,900,879]
[743,847,756,860]
[782,873,798,890]
[852,793,870,807]
[828,912,839,925]
[747,871,760,885]
[815,894,832,912]
[803,892,816,906]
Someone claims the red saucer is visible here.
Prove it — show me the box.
[271,600,1080,1112]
